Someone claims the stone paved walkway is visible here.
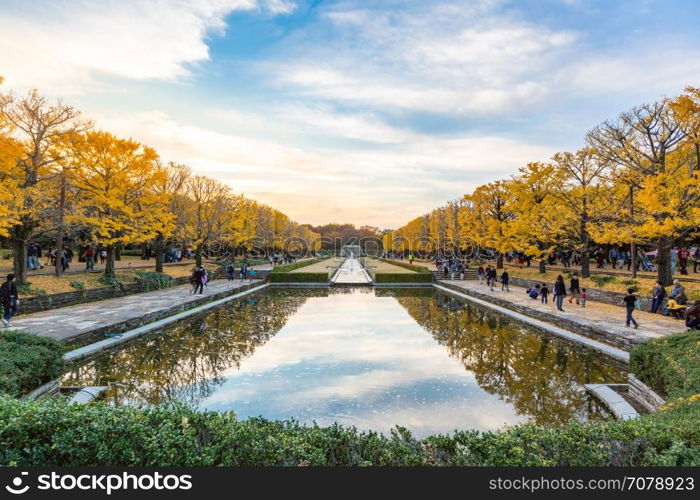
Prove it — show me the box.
[6,279,262,340]
[333,258,371,284]
[439,279,687,345]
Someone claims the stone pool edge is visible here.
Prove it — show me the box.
[63,283,271,363]
[433,283,630,363]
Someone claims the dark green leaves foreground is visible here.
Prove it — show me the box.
[0,397,698,466]
[0,331,64,397]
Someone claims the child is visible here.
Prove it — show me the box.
[580,288,587,308]
[527,284,540,299]
[249,269,257,280]
[226,263,235,281]
[540,283,549,304]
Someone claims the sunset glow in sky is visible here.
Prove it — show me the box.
[1,0,698,227]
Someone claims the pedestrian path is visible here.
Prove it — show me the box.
[438,279,686,346]
[332,258,372,285]
[7,279,262,341]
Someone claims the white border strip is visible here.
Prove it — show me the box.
[64,283,270,362]
[434,284,629,362]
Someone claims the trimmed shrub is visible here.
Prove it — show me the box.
[269,272,329,283]
[374,273,433,283]
[630,329,700,399]
[0,397,698,466]
[0,332,64,397]
[134,271,173,291]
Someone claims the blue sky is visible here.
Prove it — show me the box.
[1,0,699,227]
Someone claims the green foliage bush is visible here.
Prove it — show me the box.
[630,330,700,399]
[0,332,64,398]
[69,280,86,293]
[374,273,433,283]
[0,397,697,466]
[270,257,329,274]
[134,271,173,291]
[589,275,617,287]
[269,272,329,283]
[98,274,125,290]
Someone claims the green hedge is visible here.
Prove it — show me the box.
[270,257,329,274]
[374,273,434,283]
[134,271,174,291]
[269,272,329,283]
[630,330,700,399]
[0,332,64,397]
[0,397,698,466]
[378,258,431,274]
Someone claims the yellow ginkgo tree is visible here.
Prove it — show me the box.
[68,131,172,276]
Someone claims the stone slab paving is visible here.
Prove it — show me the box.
[333,258,372,284]
[6,279,263,340]
[439,280,686,345]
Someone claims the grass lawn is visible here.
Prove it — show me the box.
[288,257,345,274]
[19,265,195,297]
[362,258,417,274]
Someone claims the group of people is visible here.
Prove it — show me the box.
[524,274,587,311]
[225,261,257,281]
[268,253,297,266]
[436,256,469,280]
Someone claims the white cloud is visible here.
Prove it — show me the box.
[265,2,580,114]
[93,108,554,227]
[0,0,293,94]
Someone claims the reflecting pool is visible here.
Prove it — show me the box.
[62,287,626,437]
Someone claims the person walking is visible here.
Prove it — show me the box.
[540,283,549,304]
[408,253,414,265]
[226,263,235,281]
[580,288,587,308]
[487,266,497,292]
[84,246,95,270]
[477,265,485,284]
[500,270,509,291]
[568,273,581,304]
[553,275,566,311]
[622,288,639,329]
[678,247,690,275]
[650,281,667,314]
[0,274,19,327]
[193,266,205,294]
[693,247,700,273]
[449,260,457,280]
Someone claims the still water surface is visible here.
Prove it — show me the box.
[62,288,625,437]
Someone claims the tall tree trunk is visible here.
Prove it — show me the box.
[114,244,122,261]
[656,237,673,286]
[629,186,637,278]
[496,252,503,269]
[11,240,28,285]
[55,172,66,277]
[195,245,203,267]
[105,245,116,277]
[154,235,165,273]
[538,260,546,273]
[581,250,590,278]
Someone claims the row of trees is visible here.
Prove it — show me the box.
[385,87,700,285]
[0,83,320,284]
